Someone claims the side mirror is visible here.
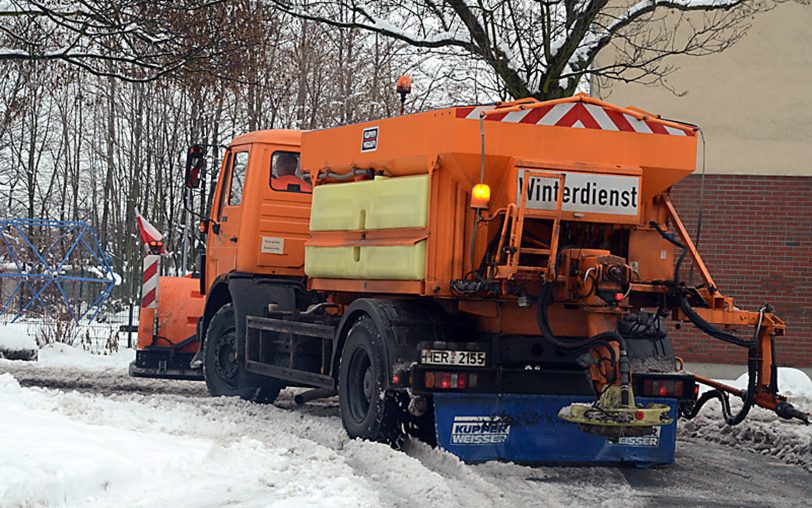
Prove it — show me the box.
[184,145,207,189]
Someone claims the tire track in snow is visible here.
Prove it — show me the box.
[2,360,811,507]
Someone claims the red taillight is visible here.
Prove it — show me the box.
[635,410,645,421]
[642,379,684,398]
[423,371,476,390]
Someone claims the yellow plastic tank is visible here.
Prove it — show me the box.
[305,175,429,280]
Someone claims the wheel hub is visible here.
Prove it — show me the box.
[362,368,373,401]
[347,348,373,423]
[214,332,238,383]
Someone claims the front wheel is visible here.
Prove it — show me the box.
[338,315,403,444]
[203,303,281,403]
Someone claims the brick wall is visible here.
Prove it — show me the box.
[668,175,812,367]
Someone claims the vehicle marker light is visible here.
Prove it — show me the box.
[470,183,491,209]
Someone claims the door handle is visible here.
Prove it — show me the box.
[229,236,238,243]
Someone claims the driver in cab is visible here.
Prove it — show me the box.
[271,152,311,192]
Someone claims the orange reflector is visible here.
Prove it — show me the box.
[470,183,491,209]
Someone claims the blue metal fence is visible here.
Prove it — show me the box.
[0,218,117,323]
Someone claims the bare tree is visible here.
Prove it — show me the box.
[0,1,424,306]
[0,0,244,82]
[269,0,787,100]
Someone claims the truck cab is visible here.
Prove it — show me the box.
[204,130,310,288]
[193,130,318,402]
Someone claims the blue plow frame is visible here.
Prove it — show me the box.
[433,393,677,467]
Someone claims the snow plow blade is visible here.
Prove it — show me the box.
[129,275,204,381]
[129,351,203,381]
[433,392,677,466]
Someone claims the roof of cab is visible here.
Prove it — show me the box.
[230,129,303,147]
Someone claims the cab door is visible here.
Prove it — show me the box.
[207,146,251,285]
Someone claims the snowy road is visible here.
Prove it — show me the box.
[1,350,811,507]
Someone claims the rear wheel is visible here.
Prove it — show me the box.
[338,315,403,444]
[203,303,281,403]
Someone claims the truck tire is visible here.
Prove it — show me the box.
[338,315,403,444]
[203,303,281,403]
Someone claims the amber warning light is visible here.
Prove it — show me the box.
[470,183,491,209]
[396,75,412,115]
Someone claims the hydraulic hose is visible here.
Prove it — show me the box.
[682,347,757,425]
[680,297,759,348]
[536,282,631,404]
[680,303,773,424]
[649,221,687,284]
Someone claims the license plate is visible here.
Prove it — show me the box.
[421,349,486,367]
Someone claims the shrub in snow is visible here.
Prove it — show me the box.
[35,313,80,347]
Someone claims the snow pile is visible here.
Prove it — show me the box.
[38,342,133,371]
[0,324,37,361]
[768,368,812,397]
[682,368,812,472]
[700,368,812,397]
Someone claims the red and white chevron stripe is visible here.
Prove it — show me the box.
[141,254,160,309]
[456,102,694,137]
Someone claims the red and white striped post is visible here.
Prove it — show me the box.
[141,254,160,309]
[134,210,165,349]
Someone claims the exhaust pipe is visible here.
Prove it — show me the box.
[294,388,337,406]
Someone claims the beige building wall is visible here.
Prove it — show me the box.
[595,2,812,176]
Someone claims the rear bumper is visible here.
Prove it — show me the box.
[433,392,677,466]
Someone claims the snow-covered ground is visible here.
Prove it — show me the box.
[1,343,810,507]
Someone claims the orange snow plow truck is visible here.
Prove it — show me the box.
[131,93,808,465]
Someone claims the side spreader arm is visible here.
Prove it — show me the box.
[660,195,809,424]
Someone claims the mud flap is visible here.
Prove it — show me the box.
[433,393,677,466]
